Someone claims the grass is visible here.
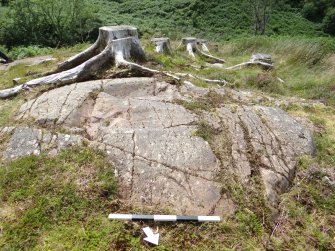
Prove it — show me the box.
[0,147,120,250]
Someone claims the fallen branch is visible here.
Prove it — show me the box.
[196,46,225,63]
[175,72,228,86]
[225,61,274,70]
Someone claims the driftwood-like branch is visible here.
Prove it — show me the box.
[0,30,232,99]
[196,46,226,63]
[175,72,228,86]
[225,61,274,70]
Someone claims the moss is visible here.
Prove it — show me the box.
[176,89,227,114]
[193,120,218,141]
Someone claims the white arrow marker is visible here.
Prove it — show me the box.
[142,226,160,246]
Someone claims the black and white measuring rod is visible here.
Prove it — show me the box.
[108,214,221,222]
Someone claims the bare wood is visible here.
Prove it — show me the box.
[182,37,197,58]
[196,46,226,63]
[225,61,274,70]
[57,26,140,72]
[175,72,228,86]
[0,26,146,98]
[0,85,23,98]
[151,38,172,54]
[197,39,210,52]
[181,38,226,63]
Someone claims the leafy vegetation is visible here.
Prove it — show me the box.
[91,0,325,40]
[0,0,101,48]
[1,0,333,50]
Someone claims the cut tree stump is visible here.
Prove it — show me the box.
[0,26,149,98]
[151,38,172,54]
[0,27,231,99]
[182,37,197,58]
[182,37,225,63]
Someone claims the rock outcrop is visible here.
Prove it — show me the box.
[0,78,315,215]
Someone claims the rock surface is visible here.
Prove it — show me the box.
[1,127,83,159]
[1,77,315,215]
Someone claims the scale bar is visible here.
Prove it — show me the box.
[108,214,221,222]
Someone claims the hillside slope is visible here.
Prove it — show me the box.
[93,0,324,39]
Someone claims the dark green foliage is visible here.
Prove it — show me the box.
[90,0,325,41]
[301,0,335,35]
[0,0,333,49]
[0,0,102,48]
[194,120,218,141]
[323,8,335,35]
[236,208,264,236]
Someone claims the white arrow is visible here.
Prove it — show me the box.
[142,226,159,246]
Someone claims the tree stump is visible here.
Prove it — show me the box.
[181,37,225,63]
[182,37,197,58]
[0,26,147,98]
[151,38,172,54]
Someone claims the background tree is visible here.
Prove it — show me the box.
[301,0,335,35]
[323,8,335,35]
[249,0,275,35]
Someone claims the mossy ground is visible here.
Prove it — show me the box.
[0,37,334,250]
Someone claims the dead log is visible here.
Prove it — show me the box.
[225,54,274,70]
[151,38,172,54]
[175,72,228,86]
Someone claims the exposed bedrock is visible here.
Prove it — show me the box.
[1,78,315,215]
